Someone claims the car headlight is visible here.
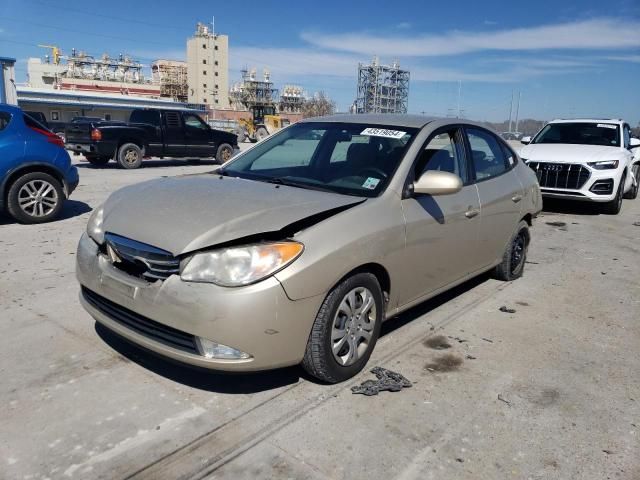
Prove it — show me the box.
[86,205,105,244]
[588,160,619,170]
[180,242,304,286]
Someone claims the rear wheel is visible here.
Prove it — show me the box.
[493,220,529,281]
[601,173,625,214]
[623,165,639,200]
[302,273,383,383]
[116,143,143,169]
[85,155,110,166]
[6,172,64,224]
[216,143,233,163]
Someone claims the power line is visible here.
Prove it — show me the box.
[26,0,189,31]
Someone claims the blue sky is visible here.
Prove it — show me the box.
[1,0,639,123]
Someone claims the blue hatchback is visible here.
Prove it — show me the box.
[0,104,79,223]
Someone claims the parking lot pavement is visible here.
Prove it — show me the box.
[1,153,639,480]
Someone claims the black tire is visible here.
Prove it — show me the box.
[623,165,639,200]
[85,155,110,166]
[6,172,64,224]
[256,127,269,141]
[601,173,625,214]
[216,143,233,163]
[116,143,143,169]
[302,273,384,383]
[493,220,530,281]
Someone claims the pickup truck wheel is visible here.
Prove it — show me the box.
[85,155,110,166]
[493,220,529,281]
[256,127,269,141]
[216,143,233,163]
[6,172,64,224]
[117,143,143,169]
[601,173,625,214]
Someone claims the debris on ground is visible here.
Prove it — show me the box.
[425,353,463,372]
[449,335,468,343]
[526,260,540,265]
[482,337,494,343]
[499,306,516,313]
[633,222,640,227]
[424,335,451,350]
[602,449,614,455]
[351,367,412,396]
[497,394,512,406]
[516,301,530,306]
[455,457,465,463]
[465,354,477,360]
[546,221,567,227]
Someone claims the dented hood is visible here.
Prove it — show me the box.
[101,174,364,255]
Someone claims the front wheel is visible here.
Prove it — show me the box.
[6,172,64,224]
[623,165,639,200]
[601,173,625,214]
[116,143,143,169]
[256,127,269,141]
[302,273,383,383]
[493,220,530,281]
[216,143,233,163]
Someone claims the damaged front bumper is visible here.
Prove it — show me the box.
[76,232,324,371]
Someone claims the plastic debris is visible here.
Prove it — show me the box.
[351,367,412,396]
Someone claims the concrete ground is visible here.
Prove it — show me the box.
[1,149,639,480]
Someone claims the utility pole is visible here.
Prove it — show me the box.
[514,91,522,133]
[456,80,462,118]
[508,90,514,133]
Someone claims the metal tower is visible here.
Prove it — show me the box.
[355,57,409,114]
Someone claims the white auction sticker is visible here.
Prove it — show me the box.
[361,127,406,139]
[597,124,617,129]
[362,177,381,189]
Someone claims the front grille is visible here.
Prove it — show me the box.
[104,233,179,281]
[528,162,590,190]
[82,287,198,354]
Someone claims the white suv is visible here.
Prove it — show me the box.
[519,119,640,214]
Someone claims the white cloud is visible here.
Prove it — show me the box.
[605,54,640,63]
[301,18,640,57]
[396,22,411,30]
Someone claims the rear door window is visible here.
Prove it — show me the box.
[130,110,161,126]
[0,112,12,132]
[466,128,509,181]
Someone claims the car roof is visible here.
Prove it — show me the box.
[0,104,24,114]
[549,118,623,124]
[299,114,489,130]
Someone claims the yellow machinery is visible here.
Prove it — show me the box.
[235,105,290,143]
[38,45,62,64]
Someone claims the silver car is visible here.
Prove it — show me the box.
[77,115,542,383]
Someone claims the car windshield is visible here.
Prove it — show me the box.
[532,122,620,147]
[221,122,417,197]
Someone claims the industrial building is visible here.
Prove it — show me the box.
[1,57,17,105]
[186,23,229,108]
[229,68,304,114]
[151,60,188,102]
[355,57,410,114]
[27,50,160,98]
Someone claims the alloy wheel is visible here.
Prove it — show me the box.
[18,179,59,218]
[331,287,377,366]
[510,231,526,275]
[124,148,139,165]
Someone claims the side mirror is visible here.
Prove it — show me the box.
[629,138,640,149]
[521,136,532,145]
[413,171,463,196]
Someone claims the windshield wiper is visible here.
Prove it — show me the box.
[260,176,334,193]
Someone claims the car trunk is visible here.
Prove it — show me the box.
[65,123,93,143]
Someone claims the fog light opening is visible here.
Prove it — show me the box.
[195,337,251,360]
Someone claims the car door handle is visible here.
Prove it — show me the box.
[465,208,480,219]
[511,194,523,203]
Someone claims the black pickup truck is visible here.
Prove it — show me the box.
[65,109,238,169]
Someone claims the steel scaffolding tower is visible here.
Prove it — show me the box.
[355,57,409,114]
[152,60,188,102]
